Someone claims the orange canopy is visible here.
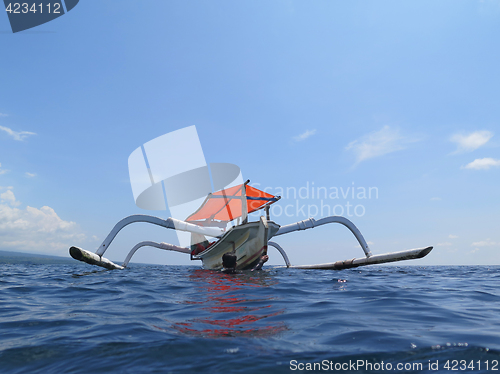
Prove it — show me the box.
[186,184,279,223]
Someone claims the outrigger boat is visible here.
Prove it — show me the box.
[69,180,432,271]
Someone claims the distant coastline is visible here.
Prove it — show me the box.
[0,250,157,266]
[0,250,74,265]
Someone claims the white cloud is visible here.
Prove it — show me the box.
[1,190,21,207]
[437,242,453,246]
[0,162,8,175]
[293,129,317,142]
[450,130,493,153]
[0,189,86,256]
[463,158,500,170]
[449,234,458,239]
[430,197,442,201]
[25,172,36,178]
[346,126,417,164]
[471,239,497,247]
[0,113,8,117]
[0,125,36,141]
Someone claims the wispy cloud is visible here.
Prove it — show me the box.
[25,172,36,178]
[0,113,8,117]
[471,239,498,247]
[0,125,36,141]
[346,126,417,165]
[437,242,453,246]
[430,197,442,201]
[293,129,317,142]
[462,158,500,170]
[450,130,493,153]
[470,238,498,254]
[449,234,458,239]
[0,162,8,175]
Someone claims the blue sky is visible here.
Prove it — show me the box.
[0,0,499,266]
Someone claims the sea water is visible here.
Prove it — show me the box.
[1,263,500,373]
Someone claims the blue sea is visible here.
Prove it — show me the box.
[1,262,500,373]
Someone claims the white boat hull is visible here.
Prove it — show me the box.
[195,216,280,270]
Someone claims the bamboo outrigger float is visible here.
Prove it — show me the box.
[69,180,432,271]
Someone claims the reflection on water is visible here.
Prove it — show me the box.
[336,278,348,291]
[170,269,287,338]
[71,269,109,278]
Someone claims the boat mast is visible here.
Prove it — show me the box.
[241,180,250,224]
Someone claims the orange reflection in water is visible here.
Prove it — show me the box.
[169,269,287,338]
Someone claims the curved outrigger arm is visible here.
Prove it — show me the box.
[274,216,372,258]
[70,215,223,270]
[268,241,291,268]
[269,215,432,270]
[95,215,224,257]
[122,241,190,267]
